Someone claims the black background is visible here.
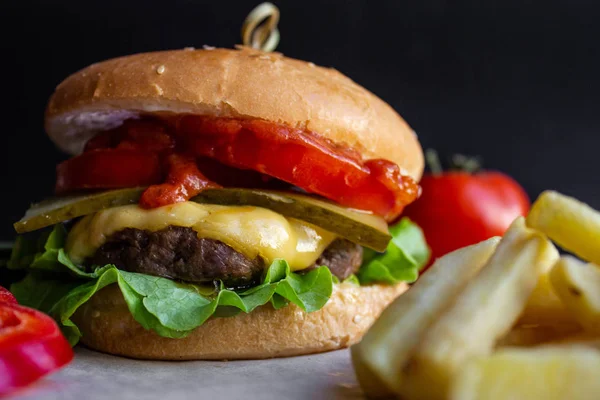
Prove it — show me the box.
[1,0,598,240]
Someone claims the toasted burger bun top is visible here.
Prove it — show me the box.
[73,281,408,360]
[45,47,423,181]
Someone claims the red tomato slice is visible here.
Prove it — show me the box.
[83,130,117,152]
[56,149,163,194]
[176,117,419,219]
[84,119,174,153]
[0,300,73,395]
[57,117,420,219]
[195,157,290,190]
[403,171,530,268]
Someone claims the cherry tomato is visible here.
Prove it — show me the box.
[403,171,530,268]
[0,287,73,395]
[56,149,163,194]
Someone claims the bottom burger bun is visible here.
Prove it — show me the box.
[72,282,409,360]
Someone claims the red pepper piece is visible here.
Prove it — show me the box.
[0,288,73,395]
[0,287,16,304]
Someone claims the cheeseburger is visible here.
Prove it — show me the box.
[8,47,427,360]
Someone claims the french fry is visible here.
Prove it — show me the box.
[527,190,600,265]
[552,331,600,348]
[497,323,582,347]
[400,217,558,400]
[517,273,577,326]
[511,272,581,343]
[550,256,600,332]
[351,237,501,397]
[350,350,393,399]
[451,346,600,400]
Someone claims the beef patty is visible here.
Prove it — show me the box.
[88,226,363,286]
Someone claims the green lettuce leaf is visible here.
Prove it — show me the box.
[50,266,123,345]
[8,234,38,270]
[8,225,93,278]
[389,217,431,267]
[10,272,80,312]
[357,217,430,285]
[342,274,360,285]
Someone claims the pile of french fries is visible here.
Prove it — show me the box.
[352,191,600,400]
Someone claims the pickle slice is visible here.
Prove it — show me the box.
[14,188,145,234]
[14,188,391,251]
[192,189,391,251]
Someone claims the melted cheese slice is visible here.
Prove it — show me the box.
[66,203,337,271]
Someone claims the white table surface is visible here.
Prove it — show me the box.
[9,347,364,400]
